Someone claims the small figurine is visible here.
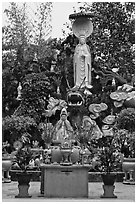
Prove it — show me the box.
[53,108,74,144]
[17,82,22,100]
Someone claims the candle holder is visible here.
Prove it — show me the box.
[60,142,72,166]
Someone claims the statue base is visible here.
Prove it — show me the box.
[60,162,72,166]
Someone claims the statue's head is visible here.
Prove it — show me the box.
[60,108,68,120]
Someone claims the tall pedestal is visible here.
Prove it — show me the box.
[15,184,32,198]
[40,164,89,198]
[101,185,117,198]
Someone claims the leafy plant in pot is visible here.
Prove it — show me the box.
[97,136,121,198]
[114,108,135,184]
[113,128,135,184]
[13,139,33,198]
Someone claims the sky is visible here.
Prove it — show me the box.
[51,2,80,38]
[2,1,82,39]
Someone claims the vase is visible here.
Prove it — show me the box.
[122,157,135,184]
[51,146,62,164]
[2,156,12,183]
[100,173,117,198]
[71,146,80,164]
[15,172,32,198]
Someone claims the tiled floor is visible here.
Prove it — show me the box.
[2,181,135,202]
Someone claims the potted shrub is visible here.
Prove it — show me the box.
[12,140,33,198]
[113,129,135,184]
[114,108,135,184]
[97,136,121,198]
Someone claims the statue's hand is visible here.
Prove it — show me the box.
[81,52,86,57]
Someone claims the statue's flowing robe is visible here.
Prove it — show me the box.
[74,43,91,88]
[53,120,74,143]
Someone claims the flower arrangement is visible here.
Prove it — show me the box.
[91,136,122,173]
[113,107,135,158]
[13,141,33,172]
[98,147,121,173]
[40,122,54,144]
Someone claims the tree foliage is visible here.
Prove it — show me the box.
[84,2,135,76]
[2,3,56,143]
[2,115,37,143]
[115,108,135,132]
[2,2,55,117]
[13,72,52,123]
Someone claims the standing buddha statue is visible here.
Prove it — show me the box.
[71,15,93,91]
[74,34,92,89]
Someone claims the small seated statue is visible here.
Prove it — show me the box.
[53,108,74,145]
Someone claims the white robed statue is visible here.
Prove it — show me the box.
[53,108,74,144]
[74,35,92,89]
[72,16,93,90]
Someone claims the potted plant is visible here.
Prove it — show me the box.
[114,108,135,184]
[113,128,135,184]
[96,136,121,198]
[12,140,33,198]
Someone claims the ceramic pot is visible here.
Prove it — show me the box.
[15,172,32,198]
[122,157,135,184]
[101,173,117,198]
[2,156,12,182]
[16,172,32,185]
[101,173,116,185]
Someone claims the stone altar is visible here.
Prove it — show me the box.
[40,164,89,198]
